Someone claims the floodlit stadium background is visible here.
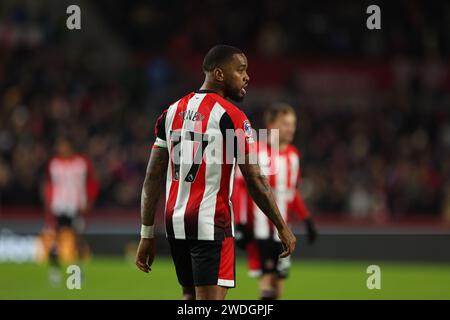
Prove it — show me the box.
[1,0,449,299]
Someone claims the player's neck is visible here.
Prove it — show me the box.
[199,81,225,98]
[59,152,75,158]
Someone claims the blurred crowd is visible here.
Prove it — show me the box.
[287,101,449,219]
[0,1,449,219]
[95,0,450,58]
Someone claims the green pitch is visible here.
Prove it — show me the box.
[0,257,449,300]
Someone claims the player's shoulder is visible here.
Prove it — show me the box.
[207,93,247,121]
[155,94,191,125]
[166,95,188,113]
[164,92,196,113]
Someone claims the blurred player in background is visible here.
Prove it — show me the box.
[232,103,317,299]
[40,136,99,286]
[135,45,296,300]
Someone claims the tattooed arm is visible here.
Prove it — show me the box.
[238,157,296,258]
[140,147,169,225]
[136,147,169,273]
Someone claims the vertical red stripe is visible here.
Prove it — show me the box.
[183,95,214,238]
[218,237,235,281]
[247,240,261,272]
[165,94,192,237]
[268,169,276,237]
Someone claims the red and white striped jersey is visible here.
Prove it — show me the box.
[45,155,98,217]
[153,90,255,241]
[232,143,310,241]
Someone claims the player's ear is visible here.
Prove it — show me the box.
[214,68,224,82]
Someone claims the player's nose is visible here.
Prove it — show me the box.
[244,72,250,82]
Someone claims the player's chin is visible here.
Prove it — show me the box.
[229,94,244,102]
[230,90,246,102]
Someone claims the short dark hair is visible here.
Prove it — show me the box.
[264,103,296,125]
[202,45,243,72]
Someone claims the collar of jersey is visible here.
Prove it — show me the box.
[195,89,219,94]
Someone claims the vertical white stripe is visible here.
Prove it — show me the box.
[197,103,225,240]
[279,154,289,218]
[274,154,288,241]
[289,152,300,190]
[172,94,205,239]
[228,158,236,237]
[254,205,270,239]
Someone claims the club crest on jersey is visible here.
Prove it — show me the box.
[179,110,204,122]
[243,120,254,143]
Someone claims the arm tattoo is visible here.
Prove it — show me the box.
[141,148,169,226]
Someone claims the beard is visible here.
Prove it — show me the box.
[227,89,245,102]
[230,95,244,102]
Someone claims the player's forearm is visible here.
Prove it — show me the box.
[245,173,288,231]
[141,148,168,226]
[140,177,162,226]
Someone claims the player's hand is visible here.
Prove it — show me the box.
[135,238,155,273]
[277,226,296,258]
[304,218,318,245]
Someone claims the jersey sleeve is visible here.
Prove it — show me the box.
[153,109,168,148]
[238,117,256,156]
[229,110,256,157]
